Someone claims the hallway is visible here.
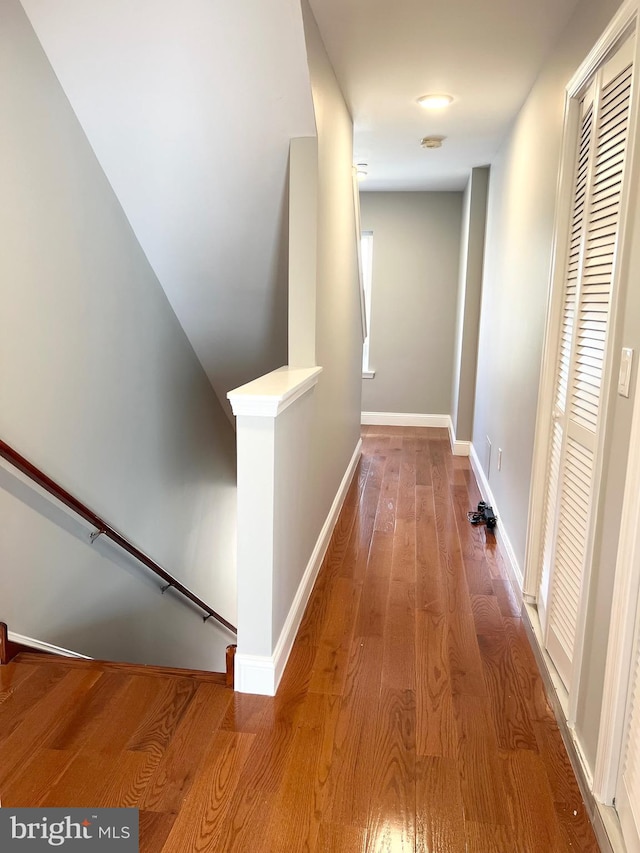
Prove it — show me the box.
[251,425,601,851]
[0,427,599,851]
[216,425,600,850]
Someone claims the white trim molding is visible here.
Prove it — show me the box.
[469,443,524,599]
[594,364,640,803]
[228,366,323,418]
[234,653,278,696]
[235,438,363,696]
[447,419,471,457]
[361,412,470,455]
[568,0,638,98]
[361,412,450,428]
[451,440,471,457]
[7,631,91,660]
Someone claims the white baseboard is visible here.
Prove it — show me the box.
[447,418,471,456]
[452,441,471,456]
[234,653,278,696]
[7,631,91,660]
[469,443,524,598]
[361,412,449,428]
[235,438,363,696]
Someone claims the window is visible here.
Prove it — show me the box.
[361,231,374,377]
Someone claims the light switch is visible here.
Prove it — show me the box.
[618,347,634,398]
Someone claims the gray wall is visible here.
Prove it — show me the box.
[451,167,489,442]
[301,2,363,549]
[472,0,625,769]
[21,0,317,419]
[360,192,462,415]
[0,0,237,670]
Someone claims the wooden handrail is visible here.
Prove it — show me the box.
[0,439,236,635]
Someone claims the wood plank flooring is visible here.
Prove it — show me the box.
[0,426,599,851]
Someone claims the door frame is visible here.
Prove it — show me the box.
[523,0,640,724]
[593,362,640,804]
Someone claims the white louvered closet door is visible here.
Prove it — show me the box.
[616,600,640,853]
[543,38,634,690]
[538,89,594,631]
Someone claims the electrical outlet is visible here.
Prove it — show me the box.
[498,448,503,471]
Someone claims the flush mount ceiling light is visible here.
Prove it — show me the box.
[421,135,446,149]
[417,93,454,110]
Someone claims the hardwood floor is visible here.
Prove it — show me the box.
[0,426,599,851]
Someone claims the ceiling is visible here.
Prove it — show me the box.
[308,0,581,190]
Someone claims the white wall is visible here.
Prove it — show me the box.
[359,192,463,416]
[472,0,625,767]
[0,0,237,670]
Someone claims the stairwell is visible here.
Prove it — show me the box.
[1,0,363,689]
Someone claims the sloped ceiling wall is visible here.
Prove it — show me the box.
[19,0,317,408]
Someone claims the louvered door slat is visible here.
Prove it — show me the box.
[597,139,626,168]
[598,112,629,141]
[559,497,588,532]
[590,214,620,235]
[578,334,606,347]
[601,95,630,117]
[590,199,621,217]
[595,166,624,190]
[587,229,619,247]
[599,124,626,149]
[585,242,615,258]
[595,153,623,175]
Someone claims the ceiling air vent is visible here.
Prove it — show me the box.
[421,136,445,149]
